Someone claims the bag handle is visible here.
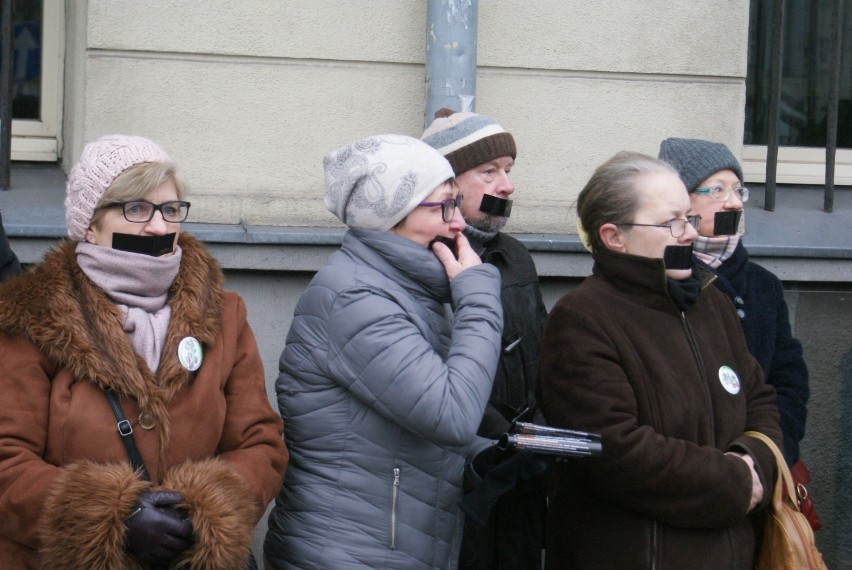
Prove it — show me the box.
[743,430,798,511]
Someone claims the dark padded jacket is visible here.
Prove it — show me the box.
[704,240,809,465]
[469,232,548,436]
[460,232,548,570]
[0,213,22,283]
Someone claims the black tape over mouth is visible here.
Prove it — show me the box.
[112,232,177,257]
[713,210,742,236]
[663,244,694,270]
[429,235,458,259]
[479,195,513,218]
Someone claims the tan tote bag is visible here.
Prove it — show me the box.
[743,431,827,570]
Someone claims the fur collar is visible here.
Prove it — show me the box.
[0,234,223,437]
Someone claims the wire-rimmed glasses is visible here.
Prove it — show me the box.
[617,214,702,238]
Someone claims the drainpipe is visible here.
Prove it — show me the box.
[424,0,478,128]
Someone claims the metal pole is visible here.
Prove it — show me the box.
[824,0,843,213]
[764,0,785,212]
[1,0,14,190]
[424,0,478,128]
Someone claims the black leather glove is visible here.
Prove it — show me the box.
[461,445,548,528]
[125,491,194,566]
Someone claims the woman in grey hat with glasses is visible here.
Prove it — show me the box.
[659,137,810,470]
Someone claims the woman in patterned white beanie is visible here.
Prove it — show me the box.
[0,134,287,569]
[264,134,504,569]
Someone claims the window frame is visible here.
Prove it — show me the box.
[742,146,852,186]
[11,0,63,162]
[744,0,851,187]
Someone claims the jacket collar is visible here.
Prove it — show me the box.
[0,234,223,406]
[345,229,451,304]
[715,240,749,283]
[592,247,715,310]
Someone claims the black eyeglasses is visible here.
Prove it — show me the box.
[106,200,191,223]
[417,194,463,222]
[617,214,702,238]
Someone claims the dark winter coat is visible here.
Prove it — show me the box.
[470,232,548,436]
[0,212,22,282]
[540,247,782,570]
[0,235,287,569]
[705,240,809,465]
[264,229,503,570]
[460,231,548,570]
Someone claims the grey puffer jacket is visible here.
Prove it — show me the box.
[265,229,503,570]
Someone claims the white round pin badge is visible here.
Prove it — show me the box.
[178,336,203,371]
[718,365,740,395]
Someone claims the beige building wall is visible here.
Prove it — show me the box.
[63,0,749,234]
[36,2,849,565]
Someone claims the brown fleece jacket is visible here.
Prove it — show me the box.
[540,248,781,570]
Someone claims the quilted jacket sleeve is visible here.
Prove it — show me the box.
[327,264,503,447]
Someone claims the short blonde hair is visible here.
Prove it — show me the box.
[90,162,187,226]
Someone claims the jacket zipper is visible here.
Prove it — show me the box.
[650,520,659,570]
[390,467,400,550]
[681,311,715,442]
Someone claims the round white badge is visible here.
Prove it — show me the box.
[718,365,740,395]
[178,336,203,371]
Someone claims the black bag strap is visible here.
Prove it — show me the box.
[103,387,151,481]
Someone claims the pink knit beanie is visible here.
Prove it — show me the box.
[65,135,172,241]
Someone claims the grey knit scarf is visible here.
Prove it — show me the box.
[463,224,498,255]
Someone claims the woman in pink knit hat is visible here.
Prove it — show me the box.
[0,135,287,569]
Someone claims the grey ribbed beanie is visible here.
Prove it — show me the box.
[658,137,743,193]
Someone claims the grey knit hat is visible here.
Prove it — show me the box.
[323,134,454,231]
[658,137,743,193]
[421,108,517,175]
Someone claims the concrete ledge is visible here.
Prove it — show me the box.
[3,163,851,280]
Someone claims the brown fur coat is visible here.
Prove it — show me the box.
[0,235,287,569]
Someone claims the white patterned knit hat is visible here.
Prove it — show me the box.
[323,134,454,231]
[65,135,172,241]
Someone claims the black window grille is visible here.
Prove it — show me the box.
[745,0,848,212]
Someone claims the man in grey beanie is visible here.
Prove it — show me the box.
[423,110,548,570]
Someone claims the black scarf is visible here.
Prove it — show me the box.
[667,269,702,311]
